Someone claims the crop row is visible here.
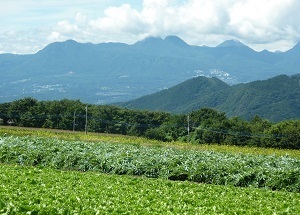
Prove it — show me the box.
[0,135,300,192]
[1,164,300,214]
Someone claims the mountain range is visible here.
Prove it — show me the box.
[1,36,300,104]
[120,74,300,122]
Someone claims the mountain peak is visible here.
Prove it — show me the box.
[217,39,247,48]
[285,41,300,55]
[164,35,189,47]
[292,41,300,49]
[134,36,163,47]
[65,39,78,44]
[134,35,189,48]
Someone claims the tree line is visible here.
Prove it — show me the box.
[0,97,299,149]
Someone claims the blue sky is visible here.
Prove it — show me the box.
[1,0,300,54]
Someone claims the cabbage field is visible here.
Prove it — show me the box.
[0,128,300,214]
[1,164,299,214]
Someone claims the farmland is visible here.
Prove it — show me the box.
[1,164,299,214]
[0,127,300,214]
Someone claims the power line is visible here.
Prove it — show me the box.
[187,115,190,142]
[73,111,76,132]
[85,106,88,135]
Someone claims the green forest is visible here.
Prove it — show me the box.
[0,97,299,149]
[120,74,300,122]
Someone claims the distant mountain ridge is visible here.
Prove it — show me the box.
[0,36,300,104]
[120,74,300,122]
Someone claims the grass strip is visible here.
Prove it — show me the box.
[1,126,300,159]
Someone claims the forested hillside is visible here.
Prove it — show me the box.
[1,36,300,104]
[1,98,299,149]
[119,76,230,113]
[120,74,300,121]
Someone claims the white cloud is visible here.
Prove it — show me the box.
[229,0,293,41]
[139,0,300,50]
[47,31,61,42]
[74,12,88,26]
[1,0,300,53]
[89,4,148,36]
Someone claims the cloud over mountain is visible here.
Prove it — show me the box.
[1,0,300,54]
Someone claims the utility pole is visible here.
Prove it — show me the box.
[187,115,190,142]
[85,106,88,135]
[73,111,76,132]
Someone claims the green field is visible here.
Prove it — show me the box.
[0,127,300,214]
[1,164,299,214]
